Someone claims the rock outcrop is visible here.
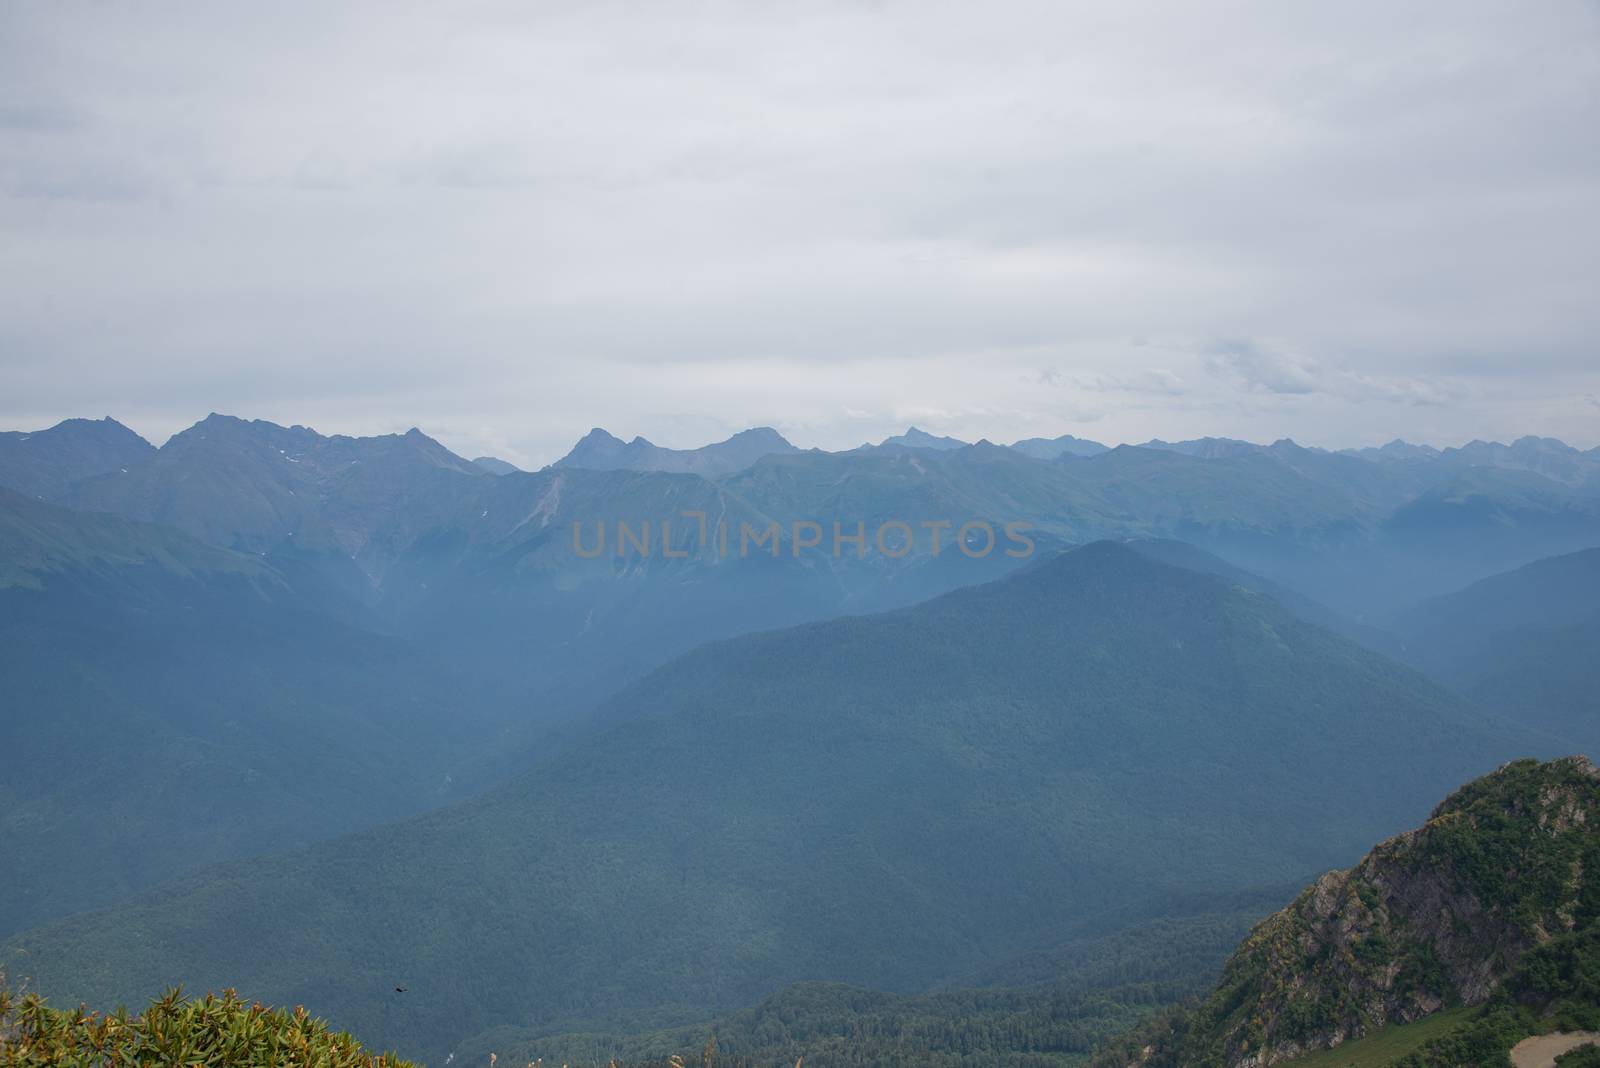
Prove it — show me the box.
[1096,756,1600,1068]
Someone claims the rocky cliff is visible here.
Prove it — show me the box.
[1095,756,1600,1068]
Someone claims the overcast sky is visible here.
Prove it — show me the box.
[2,2,1597,466]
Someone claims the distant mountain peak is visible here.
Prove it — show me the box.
[471,456,520,476]
[1341,438,1443,461]
[0,415,156,499]
[879,426,969,450]
[1510,434,1579,453]
[1007,432,1110,460]
[1440,434,1593,482]
[727,426,789,444]
[554,425,796,476]
[1137,436,1263,459]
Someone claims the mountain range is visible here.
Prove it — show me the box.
[1,411,1597,1066]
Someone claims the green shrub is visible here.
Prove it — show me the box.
[0,985,413,1067]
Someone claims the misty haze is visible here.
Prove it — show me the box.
[2,4,1599,1068]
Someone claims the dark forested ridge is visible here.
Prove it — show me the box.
[1393,547,1600,753]
[0,542,1521,1063]
[448,893,1293,1068]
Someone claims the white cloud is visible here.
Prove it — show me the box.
[1,0,1598,460]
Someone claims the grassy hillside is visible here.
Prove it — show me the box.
[1,543,1519,1063]
[1269,1009,1474,1068]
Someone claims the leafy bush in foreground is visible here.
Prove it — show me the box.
[0,985,413,1067]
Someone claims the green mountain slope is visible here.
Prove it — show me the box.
[1393,548,1600,752]
[1,543,1519,1062]
[0,490,525,937]
[1091,756,1600,1068]
[450,890,1294,1068]
[0,484,272,595]
[1120,539,1402,656]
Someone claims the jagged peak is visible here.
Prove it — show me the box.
[725,426,792,445]
[880,426,969,450]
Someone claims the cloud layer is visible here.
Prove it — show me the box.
[3,1,1597,464]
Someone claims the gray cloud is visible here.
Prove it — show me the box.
[1,1,1597,464]
[1205,341,1320,396]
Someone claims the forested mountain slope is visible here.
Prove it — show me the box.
[1394,548,1600,753]
[0,490,523,937]
[1,543,1519,1063]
